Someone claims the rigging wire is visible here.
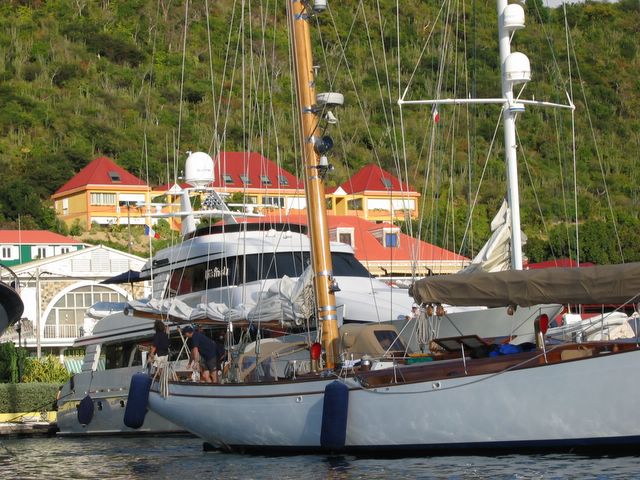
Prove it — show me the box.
[565,15,624,263]
[562,2,579,265]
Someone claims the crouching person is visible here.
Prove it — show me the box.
[181,325,219,383]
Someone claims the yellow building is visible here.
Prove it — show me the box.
[327,164,420,222]
[51,157,152,230]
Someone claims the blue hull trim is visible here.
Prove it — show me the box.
[205,436,640,456]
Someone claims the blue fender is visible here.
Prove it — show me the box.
[123,373,152,429]
[77,395,94,426]
[320,380,349,450]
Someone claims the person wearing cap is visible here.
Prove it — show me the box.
[182,325,219,383]
[409,303,420,320]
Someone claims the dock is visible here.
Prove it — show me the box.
[0,412,58,437]
[0,421,58,436]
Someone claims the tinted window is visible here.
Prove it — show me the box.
[165,251,371,296]
[104,342,135,369]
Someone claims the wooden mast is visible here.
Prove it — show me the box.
[287,0,340,368]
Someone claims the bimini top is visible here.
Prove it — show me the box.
[410,262,640,308]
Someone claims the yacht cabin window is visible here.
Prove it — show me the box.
[164,251,371,297]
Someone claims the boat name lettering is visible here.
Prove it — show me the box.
[205,266,229,279]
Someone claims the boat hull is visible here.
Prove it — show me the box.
[57,367,184,436]
[148,348,640,452]
[0,281,23,336]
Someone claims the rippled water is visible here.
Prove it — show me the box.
[1,436,639,479]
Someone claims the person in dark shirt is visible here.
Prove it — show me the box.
[149,320,169,370]
[182,325,218,383]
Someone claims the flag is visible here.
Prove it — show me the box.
[145,224,160,239]
[432,105,440,124]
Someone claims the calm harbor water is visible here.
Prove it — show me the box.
[0,436,638,479]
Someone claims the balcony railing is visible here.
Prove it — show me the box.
[44,324,83,339]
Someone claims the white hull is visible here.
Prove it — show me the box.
[148,348,640,451]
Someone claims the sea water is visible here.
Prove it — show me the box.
[0,436,638,479]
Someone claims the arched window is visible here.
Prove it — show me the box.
[43,284,129,339]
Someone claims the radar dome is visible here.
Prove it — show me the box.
[185,151,214,187]
[504,52,531,85]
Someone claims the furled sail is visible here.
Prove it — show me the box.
[410,262,640,307]
[462,199,526,274]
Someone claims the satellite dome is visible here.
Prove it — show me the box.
[504,52,531,85]
[503,4,525,31]
[185,151,214,187]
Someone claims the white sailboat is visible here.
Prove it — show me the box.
[135,0,640,453]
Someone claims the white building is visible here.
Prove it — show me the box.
[0,245,149,359]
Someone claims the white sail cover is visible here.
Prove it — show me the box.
[129,267,314,325]
[410,262,640,307]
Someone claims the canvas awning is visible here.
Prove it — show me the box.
[101,270,149,284]
[410,262,640,308]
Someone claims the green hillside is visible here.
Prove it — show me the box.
[0,0,639,264]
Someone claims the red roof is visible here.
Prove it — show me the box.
[54,157,147,195]
[337,164,416,194]
[211,152,304,191]
[0,230,81,244]
[153,182,191,192]
[241,214,467,263]
[527,258,595,269]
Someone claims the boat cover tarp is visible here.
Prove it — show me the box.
[410,262,640,307]
[127,267,313,325]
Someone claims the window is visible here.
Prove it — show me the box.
[1,247,12,259]
[90,193,116,205]
[163,251,371,297]
[223,174,234,184]
[61,247,70,254]
[334,227,354,247]
[44,285,128,340]
[339,232,352,245]
[36,247,47,259]
[347,198,363,210]
[385,233,398,248]
[374,330,406,353]
[240,174,251,185]
[278,175,289,186]
[260,175,272,186]
[381,177,393,189]
[263,196,285,208]
[108,171,121,183]
[104,342,135,369]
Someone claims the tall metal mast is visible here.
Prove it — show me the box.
[287,0,340,368]
[497,0,523,270]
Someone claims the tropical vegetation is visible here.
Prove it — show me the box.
[0,0,639,264]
